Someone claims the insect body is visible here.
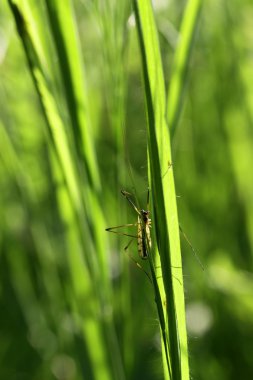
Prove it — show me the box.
[137,209,151,259]
[106,190,151,259]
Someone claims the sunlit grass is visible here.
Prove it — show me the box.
[2,0,253,379]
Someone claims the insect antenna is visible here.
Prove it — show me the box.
[179,225,204,271]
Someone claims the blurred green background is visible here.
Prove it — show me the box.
[1,0,253,379]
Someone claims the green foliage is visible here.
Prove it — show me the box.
[133,1,190,379]
[1,0,253,380]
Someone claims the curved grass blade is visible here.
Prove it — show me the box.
[7,2,123,379]
[44,0,101,191]
[133,1,190,379]
[167,0,203,137]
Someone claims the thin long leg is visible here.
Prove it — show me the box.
[124,238,134,251]
[179,225,204,271]
[162,160,173,179]
[124,246,152,283]
[108,229,152,282]
[106,223,137,230]
[105,223,138,239]
[106,230,138,239]
[121,190,140,215]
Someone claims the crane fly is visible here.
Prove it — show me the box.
[105,190,151,259]
[106,190,204,271]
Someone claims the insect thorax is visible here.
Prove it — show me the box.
[140,209,151,224]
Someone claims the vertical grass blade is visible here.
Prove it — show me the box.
[167,0,202,136]
[222,4,253,261]
[133,1,189,379]
[44,0,101,191]
[7,2,122,379]
[8,0,82,224]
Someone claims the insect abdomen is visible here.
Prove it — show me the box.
[137,216,148,259]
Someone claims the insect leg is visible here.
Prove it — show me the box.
[124,247,152,283]
[179,225,204,271]
[121,190,140,215]
[105,223,138,239]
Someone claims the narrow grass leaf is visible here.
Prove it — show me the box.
[167,0,202,136]
[44,0,101,191]
[133,1,189,379]
[8,2,120,379]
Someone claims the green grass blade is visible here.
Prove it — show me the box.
[167,0,202,136]
[43,0,114,305]
[44,0,101,191]
[133,1,189,379]
[7,2,120,379]
[8,0,82,221]
[222,5,253,260]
